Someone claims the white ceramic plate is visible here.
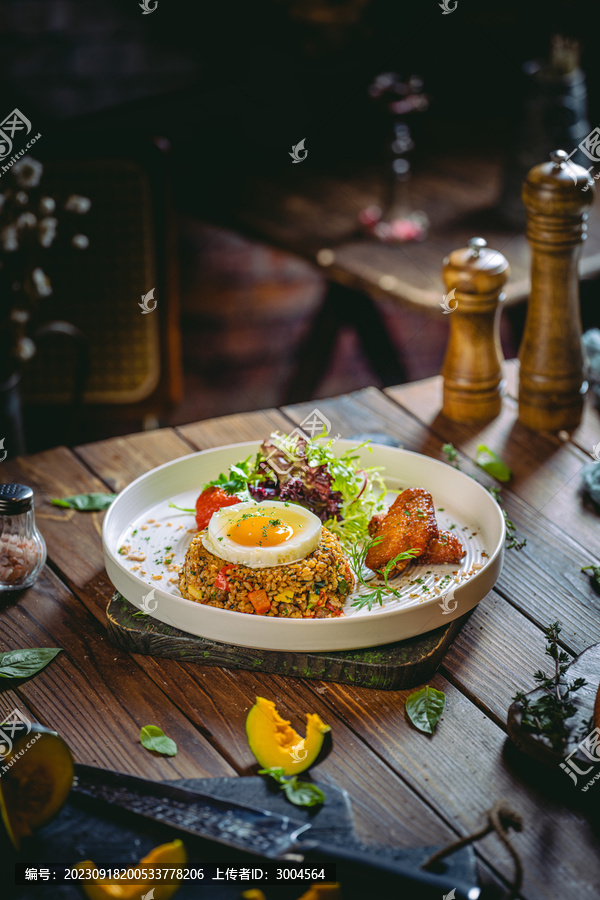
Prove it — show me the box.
[102,441,505,651]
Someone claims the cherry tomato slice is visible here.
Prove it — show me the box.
[195,487,241,530]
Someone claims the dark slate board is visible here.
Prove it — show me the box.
[8,774,479,900]
[106,592,471,690]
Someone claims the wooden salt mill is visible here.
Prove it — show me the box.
[518,149,594,431]
[441,237,509,421]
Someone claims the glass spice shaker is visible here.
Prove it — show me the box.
[0,484,46,591]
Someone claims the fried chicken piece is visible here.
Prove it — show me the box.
[419,531,465,565]
[368,514,385,537]
[366,488,439,575]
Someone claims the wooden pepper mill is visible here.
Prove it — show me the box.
[518,149,594,431]
[441,237,509,421]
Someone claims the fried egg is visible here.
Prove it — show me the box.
[202,500,322,568]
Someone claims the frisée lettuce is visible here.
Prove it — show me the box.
[204,431,387,551]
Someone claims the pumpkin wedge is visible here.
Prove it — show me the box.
[0,724,74,849]
[76,838,187,900]
[246,696,331,775]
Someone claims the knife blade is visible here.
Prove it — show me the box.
[73,765,482,899]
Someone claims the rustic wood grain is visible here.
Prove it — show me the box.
[385,378,600,560]
[118,657,461,850]
[313,674,600,900]
[441,240,508,422]
[517,156,593,431]
[106,591,468,690]
[284,386,600,655]
[0,568,234,779]
[75,428,195,493]
[27,419,468,853]
[81,394,599,895]
[4,383,600,899]
[176,408,292,449]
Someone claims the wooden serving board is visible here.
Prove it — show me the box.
[106,592,470,690]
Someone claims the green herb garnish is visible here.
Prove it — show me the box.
[350,536,419,611]
[441,443,460,467]
[169,502,195,514]
[0,647,62,679]
[51,493,117,511]
[488,486,526,550]
[513,622,586,752]
[405,685,446,734]
[207,456,257,500]
[139,725,178,757]
[259,767,325,807]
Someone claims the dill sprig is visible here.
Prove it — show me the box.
[350,536,419,611]
[513,622,586,752]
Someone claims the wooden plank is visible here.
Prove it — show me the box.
[75,428,195,493]
[314,674,600,900]
[38,424,470,849]
[385,378,600,559]
[2,446,116,597]
[176,407,292,448]
[282,387,600,652]
[0,567,235,779]
[439,589,567,725]
[121,657,460,849]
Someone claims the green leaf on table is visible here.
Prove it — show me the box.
[0,647,62,679]
[405,685,446,734]
[581,564,600,592]
[281,777,326,807]
[140,725,178,756]
[51,493,117,511]
[258,766,325,808]
[474,445,511,482]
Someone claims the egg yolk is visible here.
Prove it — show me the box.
[227,514,294,547]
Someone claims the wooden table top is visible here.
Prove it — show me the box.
[2,368,600,899]
[234,154,600,316]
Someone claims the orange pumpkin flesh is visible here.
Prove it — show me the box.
[0,725,74,848]
[76,838,187,900]
[246,696,331,775]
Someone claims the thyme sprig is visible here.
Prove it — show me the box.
[441,442,460,467]
[513,622,586,752]
[487,486,527,551]
[350,536,419,611]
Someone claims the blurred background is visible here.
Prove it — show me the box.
[1,0,599,454]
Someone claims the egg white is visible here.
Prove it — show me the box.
[202,500,322,568]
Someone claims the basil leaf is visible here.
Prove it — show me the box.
[405,685,446,734]
[474,445,511,483]
[140,725,178,756]
[282,777,325,808]
[51,493,117,511]
[258,766,286,783]
[0,647,62,679]
[258,767,325,807]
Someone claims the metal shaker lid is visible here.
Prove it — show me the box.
[0,483,34,514]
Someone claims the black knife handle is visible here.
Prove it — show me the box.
[294,839,481,900]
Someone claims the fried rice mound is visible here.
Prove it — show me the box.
[179,527,354,618]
